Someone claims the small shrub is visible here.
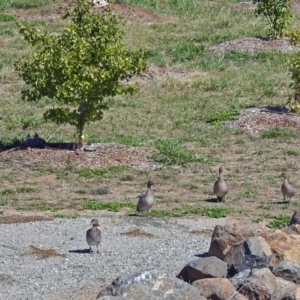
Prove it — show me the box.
[253,0,292,39]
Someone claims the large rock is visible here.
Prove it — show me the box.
[263,230,300,266]
[230,269,252,289]
[192,278,248,300]
[273,261,300,284]
[177,256,227,283]
[208,224,300,266]
[208,223,270,260]
[238,268,277,300]
[274,277,300,300]
[289,212,300,226]
[224,236,272,276]
[96,269,204,300]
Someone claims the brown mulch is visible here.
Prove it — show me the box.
[225,106,300,134]
[0,143,158,170]
[210,37,299,53]
[121,228,157,238]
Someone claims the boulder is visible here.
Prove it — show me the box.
[263,230,300,266]
[289,212,300,226]
[192,278,248,300]
[224,236,272,276]
[230,269,252,289]
[208,223,270,260]
[274,277,300,300]
[96,269,204,300]
[177,256,227,283]
[238,268,277,300]
[273,261,300,284]
[285,224,300,235]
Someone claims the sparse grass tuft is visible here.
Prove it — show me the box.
[90,187,110,195]
[76,168,110,179]
[54,214,79,219]
[261,128,297,139]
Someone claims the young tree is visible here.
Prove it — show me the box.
[15,0,147,148]
[253,0,292,39]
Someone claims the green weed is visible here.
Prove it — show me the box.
[243,189,258,198]
[267,214,290,229]
[75,168,110,179]
[286,149,300,156]
[0,13,15,21]
[82,200,136,212]
[202,207,228,218]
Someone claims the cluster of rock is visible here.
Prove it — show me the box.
[96,212,300,300]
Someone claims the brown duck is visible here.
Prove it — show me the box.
[281,173,296,203]
[213,166,229,202]
[137,181,155,216]
[86,218,102,253]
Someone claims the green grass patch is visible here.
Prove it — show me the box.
[149,205,229,218]
[286,149,300,156]
[243,189,258,198]
[0,0,57,10]
[82,200,136,212]
[54,213,79,219]
[261,128,297,139]
[75,168,110,179]
[151,139,213,165]
[267,214,290,229]
[0,13,15,21]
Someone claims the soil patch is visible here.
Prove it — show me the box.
[225,106,300,134]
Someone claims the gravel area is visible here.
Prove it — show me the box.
[0,215,224,300]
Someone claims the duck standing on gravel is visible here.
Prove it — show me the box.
[86,218,102,253]
[281,173,296,203]
[214,166,229,203]
[137,181,155,216]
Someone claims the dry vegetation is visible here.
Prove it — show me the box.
[1,0,300,225]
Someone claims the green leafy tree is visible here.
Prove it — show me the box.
[253,0,292,39]
[15,0,147,147]
[286,30,300,113]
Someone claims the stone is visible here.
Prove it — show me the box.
[273,261,300,284]
[177,256,227,283]
[96,269,204,300]
[208,223,270,260]
[263,230,300,266]
[230,269,251,289]
[273,277,300,300]
[192,278,248,300]
[224,236,272,276]
[289,212,300,226]
[284,224,300,235]
[238,268,277,300]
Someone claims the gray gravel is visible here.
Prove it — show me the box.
[0,215,222,300]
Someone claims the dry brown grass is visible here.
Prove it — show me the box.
[24,245,66,260]
[121,228,157,238]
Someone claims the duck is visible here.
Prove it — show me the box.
[137,181,155,216]
[86,218,102,253]
[213,166,229,202]
[280,173,296,203]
